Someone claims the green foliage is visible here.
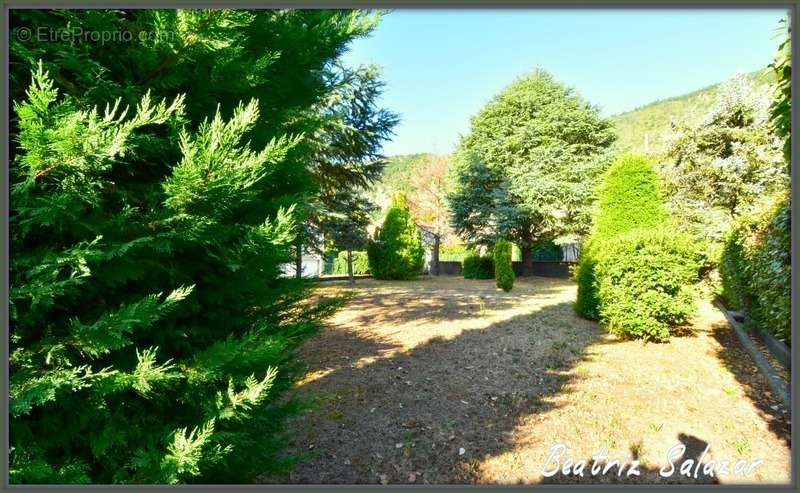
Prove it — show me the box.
[377,153,433,197]
[373,153,454,249]
[493,239,514,292]
[660,74,787,245]
[9,9,375,484]
[595,229,700,341]
[448,69,615,253]
[592,154,666,238]
[367,194,425,280]
[572,248,600,319]
[720,192,791,343]
[575,155,665,318]
[304,64,398,266]
[318,190,377,267]
[768,16,791,163]
[717,17,793,345]
[530,239,562,261]
[332,251,370,276]
[462,253,494,280]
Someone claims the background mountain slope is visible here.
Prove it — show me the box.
[610,69,774,155]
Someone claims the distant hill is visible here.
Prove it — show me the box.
[371,153,437,215]
[610,69,774,156]
[380,153,432,195]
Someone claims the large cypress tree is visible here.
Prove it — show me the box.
[9,9,383,484]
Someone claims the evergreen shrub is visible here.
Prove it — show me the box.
[9,9,375,484]
[367,194,425,280]
[575,154,700,340]
[462,253,494,279]
[493,239,514,291]
[575,154,667,319]
[595,229,700,341]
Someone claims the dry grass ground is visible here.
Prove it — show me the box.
[268,277,791,485]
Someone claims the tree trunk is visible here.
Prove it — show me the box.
[431,234,440,276]
[347,248,354,284]
[294,237,303,279]
[521,244,533,275]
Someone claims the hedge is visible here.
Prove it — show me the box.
[720,192,791,343]
[462,253,494,279]
[332,251,370,276]
[493,239,514,291]
[439,243,470,262]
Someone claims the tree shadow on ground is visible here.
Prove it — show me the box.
[272,297,607,484]
[709,319,791,446]
[266,283,789,485]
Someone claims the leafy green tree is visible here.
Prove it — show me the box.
[448,69,615,265]
[367,193,425,280]
[9,9,378,484]
[660,73,787,243]
[493,239,514,292]
[720,191,790,343]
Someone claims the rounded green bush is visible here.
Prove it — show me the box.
[493,239,514,291]
[595,229,701,341]
[462,252,494,279]
[367,194,426,280]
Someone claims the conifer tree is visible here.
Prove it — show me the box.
[297,64,399,278]
[574,155,666,319]
[448,69,615,264]
[9,9,381,484]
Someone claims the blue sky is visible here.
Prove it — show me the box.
[341,8,788,156]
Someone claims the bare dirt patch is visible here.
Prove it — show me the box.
[266,277,791,485]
